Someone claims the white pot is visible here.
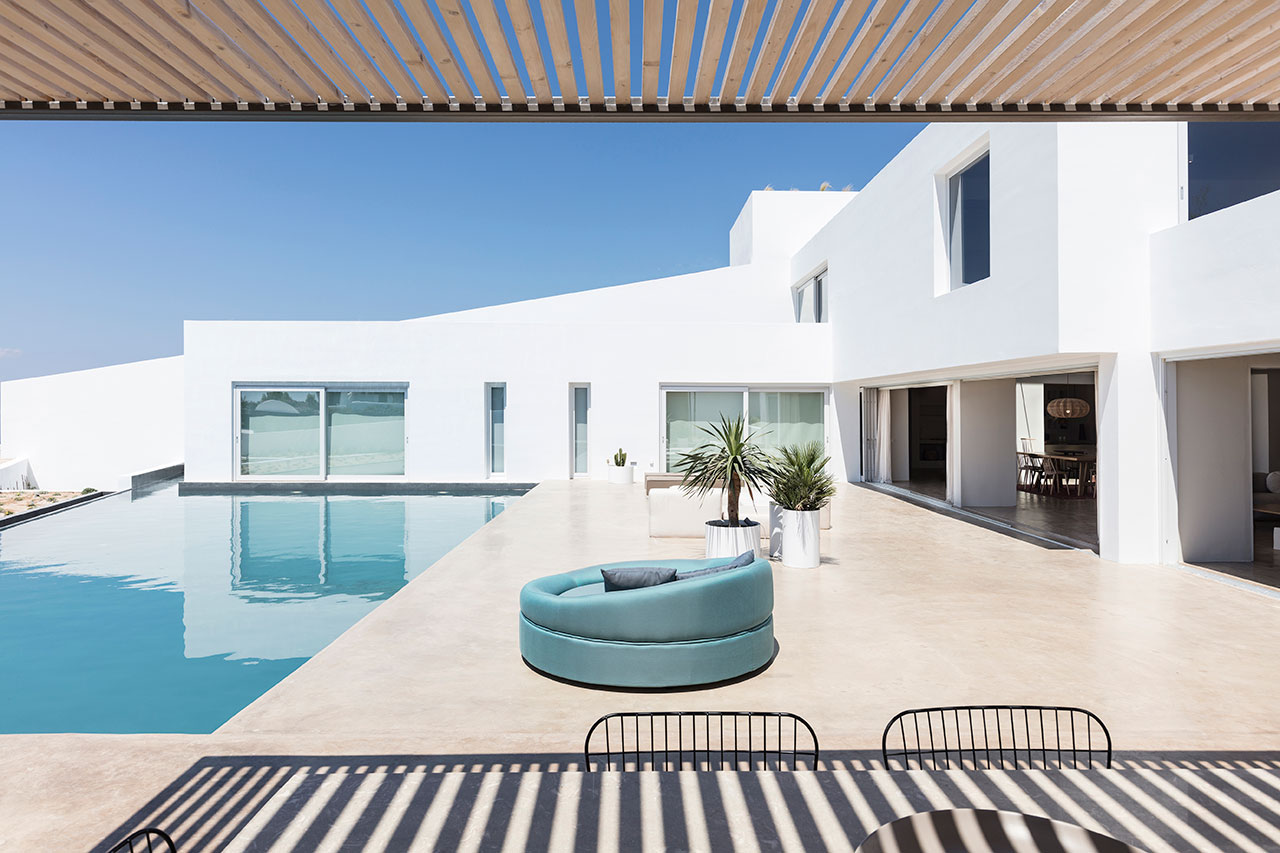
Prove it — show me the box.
[768,503,785,557]
[705,521,761,559]
[779,509,821,568]
[607,464,634,484]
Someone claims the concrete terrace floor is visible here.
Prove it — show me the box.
[6,480,1280,850]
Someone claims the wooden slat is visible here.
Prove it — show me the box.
[691,0,733,102]
[905,0,1039,104]
[892,0,1001,103]
[0,35,91,100]
[433,0,505,102]
[353,0,448,102]
[290,0,396,101]
[135,0,290,101]
[0,2,150,100]
[1042,0,1230,103]
[744,0,803,102]
[469,0,528,101]
[641,0,664,101]
[964,0,1122,105]
[0,68,25,100]
[326,0,427,99]
[934,0,1059,104]
[0,15,130,100]
[0,62,60,100]
[1102,2,1271,103]
[766,0,838,103]
[539,0,580,101]
[22,0,204,100]
[1139,6,1280,103]
[1177,35,1280,104]
[807,0,893,104]
[196,0,323,99]
[667,0,700,101]
[394,0,474,102]
[86,0,249,100]
[508,0,555,102]
[719,0,768,101]
[840,0,943,103]
[868,0,969,103]
[569,0,604,103]
[609,0,630,101]
[255,0,369,100]
[1235,64,1280,104]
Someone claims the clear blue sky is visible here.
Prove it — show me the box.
[0,120,921,382]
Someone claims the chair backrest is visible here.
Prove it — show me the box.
[882,706,1111,770]
[106,828,177,853]
[1040,457,1058,476]
[585,711,819,771]
[1019,438,1035,452]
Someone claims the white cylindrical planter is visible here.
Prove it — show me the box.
[779,509,821,568]
[767,503,784,558]
[705,521,761,559]
[607,464,634,484]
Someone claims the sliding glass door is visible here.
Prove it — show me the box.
[663,387,827,472]
[237,385,406,480]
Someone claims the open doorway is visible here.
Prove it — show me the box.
[964,373,1099,551]
[892,386,948,500]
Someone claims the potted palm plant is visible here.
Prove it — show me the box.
[767,442,836,568]
[676,415,773,558]
[607,448,634,484]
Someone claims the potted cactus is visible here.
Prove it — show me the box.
[766,442,836,568]
[607,447,634,484]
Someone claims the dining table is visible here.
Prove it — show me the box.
[1022,451,1096,497]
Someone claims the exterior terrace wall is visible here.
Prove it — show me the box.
[0,356,184,491]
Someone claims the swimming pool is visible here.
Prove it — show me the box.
[0,483,515,734]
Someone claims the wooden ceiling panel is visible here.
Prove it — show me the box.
[0,0,1275,116]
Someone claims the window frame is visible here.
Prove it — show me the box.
[486,382,507,478]
[792,269,828,323]
[570,383,590,478]
[233,382,408,482]
[945,148,992,291]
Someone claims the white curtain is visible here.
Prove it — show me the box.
[875,388,893,484]
[945,382,959,505]
[862,390,878,482]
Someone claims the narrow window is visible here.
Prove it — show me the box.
[488,384,506,475]
[949,153,990,288]
[572,385,589,476]
[794,272,827,322]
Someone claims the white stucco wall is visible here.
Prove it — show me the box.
[0,356,184,491]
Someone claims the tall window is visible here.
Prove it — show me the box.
[488,384,506,475]
[948,153,991,288]
[1188,123,1280,219]
[572,385,589,476]
[238,386,405,479]
[664,390,744,471]
[794,272,827,322]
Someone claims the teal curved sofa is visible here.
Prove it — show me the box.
[519,557,774,688]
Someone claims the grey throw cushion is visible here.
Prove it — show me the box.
[601,566,678,592]
[677,550,757,581]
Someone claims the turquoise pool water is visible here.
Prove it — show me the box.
[0,484,513,734]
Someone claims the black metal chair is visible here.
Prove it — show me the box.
[585,711,819,771]
[882,705,1111,770]
[106,828,177,853]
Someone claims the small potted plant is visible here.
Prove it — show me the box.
[676,415,773,558]
[767,442,836,568]
[607,448,634,484]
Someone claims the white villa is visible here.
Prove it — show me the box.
[4,120,1280,571]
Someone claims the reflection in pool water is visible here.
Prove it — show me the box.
[0,485,512,734]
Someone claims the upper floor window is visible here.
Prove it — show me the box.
[1188,122,1280,219]
[794,271,827,322]
[948,152,990,288]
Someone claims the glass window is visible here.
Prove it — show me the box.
[1188,123,1280,219]
[239,390,322,477]
[326,390,405,475]
[795,273,826,322]
[664,390,744,472]
[949,153,990,288]
[573,386,589,475]
[749,391,825,453]
[489,384,506,475]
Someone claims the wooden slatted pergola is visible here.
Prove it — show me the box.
[0,0,1278,120]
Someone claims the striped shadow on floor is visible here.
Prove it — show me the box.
[94,752,1280,852]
